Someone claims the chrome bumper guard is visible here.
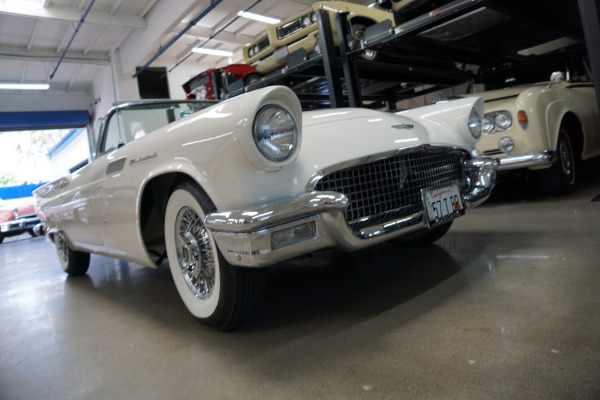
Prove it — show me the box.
[493,150,557,171]
[205,158,498,267]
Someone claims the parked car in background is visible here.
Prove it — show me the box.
[0,197,40,243]
[35,86,497,330]
[243,1,394,74]
[466,54,600,195]
[182,64,262,100]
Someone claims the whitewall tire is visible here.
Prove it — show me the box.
[164,182,265,330]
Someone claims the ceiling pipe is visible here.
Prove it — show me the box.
[50,0,96,80]
[133,0,224,78]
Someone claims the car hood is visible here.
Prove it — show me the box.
[466,83,547,102]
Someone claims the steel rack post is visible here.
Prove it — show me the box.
[577,0,600,113]
[211,70,224,101]
[335,12,361,108]
[316,9,344,108]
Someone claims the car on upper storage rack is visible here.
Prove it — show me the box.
[182,64,262,100]
[34,86,497,330]
[465,54,600,195]
[0,197,40,243]
[243,1,394,75]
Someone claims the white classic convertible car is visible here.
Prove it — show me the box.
[35,86,496,330]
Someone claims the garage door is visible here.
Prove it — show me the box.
[0,110,89,131]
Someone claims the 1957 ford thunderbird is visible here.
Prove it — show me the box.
[35,86,497,330]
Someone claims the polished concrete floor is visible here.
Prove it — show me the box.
[1,165,600,400]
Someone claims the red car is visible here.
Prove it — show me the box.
[182,64,262,100]
[0,198,41,243]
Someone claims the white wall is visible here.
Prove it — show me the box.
[48,130,90,181]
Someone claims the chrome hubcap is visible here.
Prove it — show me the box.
[56,232,68,263]
[175,207,215,299]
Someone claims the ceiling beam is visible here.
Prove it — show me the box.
[180,25,256,46]
[27,20,41,51]
[0,45,110,65]
[0,1,146,29]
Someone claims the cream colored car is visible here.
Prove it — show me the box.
[243,1,394,74]
[469,69,600,195]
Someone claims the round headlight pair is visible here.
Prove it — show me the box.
[482,111,512,134]
[253,105,298,162]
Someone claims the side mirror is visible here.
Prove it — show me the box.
[548,71,565,87]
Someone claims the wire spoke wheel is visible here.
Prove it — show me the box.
[175,207,215,299]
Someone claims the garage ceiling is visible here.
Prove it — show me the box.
[0,0,371,96]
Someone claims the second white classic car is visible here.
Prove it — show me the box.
[35,86,496,330]
[467,55,600,195]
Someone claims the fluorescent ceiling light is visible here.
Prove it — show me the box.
[191,48,234,57]
[237,11,280,24]
[0,83,50,90]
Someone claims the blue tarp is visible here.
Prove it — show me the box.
[0,110,89,131]
[0,183,47,200]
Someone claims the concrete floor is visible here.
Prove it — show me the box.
[1,164,599,400]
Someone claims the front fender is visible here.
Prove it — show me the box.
[397,97,484,150]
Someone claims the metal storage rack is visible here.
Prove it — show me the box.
[214,0,599,111]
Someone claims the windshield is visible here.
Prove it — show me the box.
[99,101,214,154]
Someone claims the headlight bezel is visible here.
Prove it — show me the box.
[252,105,299,163]
[468,107,482,139]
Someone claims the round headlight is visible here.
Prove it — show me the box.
[12,209,18,218]
[311,12,317,23]
[253,45,259,55]
[495,111,512,131]
[253,105,298,162]
[248,47,255,57]
[468,108,482,139]
[482,114,495,134]
[498,135,515,154]
[302,14,312,27]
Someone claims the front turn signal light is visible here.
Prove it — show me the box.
[518,110,528,129]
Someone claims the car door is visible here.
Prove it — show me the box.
[92,108,145,260]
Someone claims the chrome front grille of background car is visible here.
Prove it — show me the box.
[313,148,467,235]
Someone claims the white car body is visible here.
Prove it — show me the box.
[35,86,496,329]
[468,77,600,194]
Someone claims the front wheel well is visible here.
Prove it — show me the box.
[139,173,210,265]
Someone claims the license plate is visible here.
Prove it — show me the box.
[274,47,288,63]
[422,183,464,226]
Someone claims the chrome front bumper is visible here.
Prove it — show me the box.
[205,158,497,267]
[492,150,557,171]
[0,216,40,234]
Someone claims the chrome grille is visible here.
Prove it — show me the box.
[313,148,467,234]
